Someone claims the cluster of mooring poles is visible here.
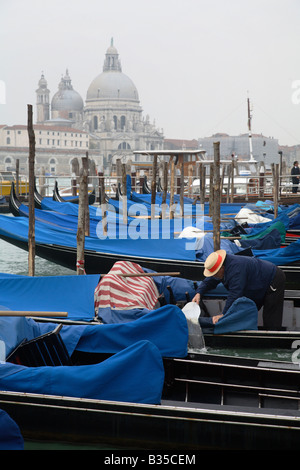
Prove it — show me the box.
[25,105,281,277]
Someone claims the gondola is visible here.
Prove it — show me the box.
[2,385,300,450]
[2,213,300,290]
[33,178,44,209]
[6,182,300,290]
[33,179,96,209]
[1,314,300,450]
[142,174,151,193]
[0,267,300,351]
[52,180,96,205]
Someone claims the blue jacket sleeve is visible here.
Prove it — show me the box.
[195,277,221,296]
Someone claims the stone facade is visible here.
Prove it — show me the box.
[0,124,91,175]
[198,133,279,167]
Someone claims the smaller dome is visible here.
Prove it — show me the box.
[51,70,83,112]
[52,89,83,111]
[106,45,118,55]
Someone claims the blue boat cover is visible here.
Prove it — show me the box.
[0,409,24,450]
[0,305,188,359]
[213,297,258,334]
[239,229,282,250]
[200,297,258,334]
[254,238,300,265]
[0,340,164,404]
[0,214,198,261]
[0,274,100,321]
[195,234,241,260]
[76,305,188,357]
[19,202,205,239]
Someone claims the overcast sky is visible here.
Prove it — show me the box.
[1,0,300,147]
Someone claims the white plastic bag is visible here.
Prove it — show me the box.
[182,302,206,350]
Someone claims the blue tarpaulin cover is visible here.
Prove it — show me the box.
[254,238,300,265]
[0,340,165,404]
[199,297,258,334]
[0,214,197,261]
[0,274,100,321]
[0,306,188,359]
[213,297,258,334]
[0,409,24,450]
[76,305,188,357]
[0,304,188,403]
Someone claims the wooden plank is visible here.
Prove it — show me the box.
[120,271,181,278]
[0,311,68,317]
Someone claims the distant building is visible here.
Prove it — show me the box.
[0,124,92,175]
[0,39,164,176]
[198,133,279,167]
[278,144,300,169]
[84,40,164,167]
[164,139,199,151]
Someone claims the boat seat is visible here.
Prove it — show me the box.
[6,324,72,367]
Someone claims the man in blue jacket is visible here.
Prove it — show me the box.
[192,250,285,330]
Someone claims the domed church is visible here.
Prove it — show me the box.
[36,39,164,167]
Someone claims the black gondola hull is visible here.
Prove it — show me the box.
[1,232,300,291]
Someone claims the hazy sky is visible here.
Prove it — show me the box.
[1,0,300,146]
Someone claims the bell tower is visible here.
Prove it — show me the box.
[36,72,50,123]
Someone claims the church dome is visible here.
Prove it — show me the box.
[86,39,139,102]
[86,71,139,101]
[51,70,83,112]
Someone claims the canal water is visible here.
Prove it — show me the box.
[0,238,74,276]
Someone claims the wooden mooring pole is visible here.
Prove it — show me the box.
[179,162,184,218]
[82,153,90,236]
[122,163,127,225]
[272,163,279,218]
[76,167,88,274]
[99,171,107,236]
[213,141,221,251]
[169,157,175,220]
[15,159,20,197]
[151,154,157,219]
[27,104,35,276]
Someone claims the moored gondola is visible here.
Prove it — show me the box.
[53,180,96,205]
[2,388,300,450]
[1,316,300,450]
[6,182,300,293]
[8,182,21,217]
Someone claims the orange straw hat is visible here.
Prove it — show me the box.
[203,250,227,277]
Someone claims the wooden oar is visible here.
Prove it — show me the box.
[220,236,241,239]
[121,272,181,278]
[0,311,68,317]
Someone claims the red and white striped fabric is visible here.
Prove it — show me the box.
[94,261,159,312]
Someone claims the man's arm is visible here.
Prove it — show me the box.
[192,277,221,303]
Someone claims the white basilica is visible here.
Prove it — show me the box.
[36,39,164,169]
